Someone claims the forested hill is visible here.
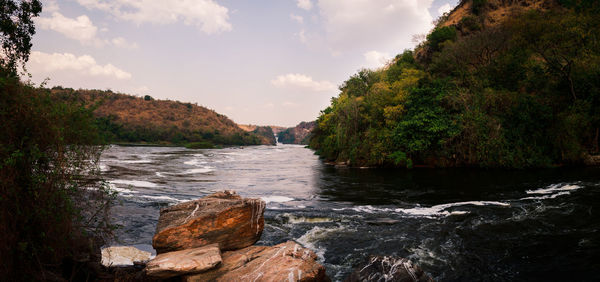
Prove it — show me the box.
[310,0,600,168]
[277,121,316,145]
[50,87,269,146]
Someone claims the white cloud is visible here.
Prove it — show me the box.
[290,14,304,24]
[297,29,307,43]
[36,12,139,49]
[438,3,452,15]
[364,50,390,68]
[36,12,100,45]
[28,51,132,80]
[76,0,232,34]
[111,37,139,49]
[44,0,60,13]
[271,73,335,92]
[297,0,313,10]
[315,0,434,54]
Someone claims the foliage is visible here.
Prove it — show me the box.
[52,88,267,146]
[0,74,113,279]
[310,6,600,168]
[185,141,215,149]
[472,0,487,15]
[0,0,42,75]
[427,26,457,52]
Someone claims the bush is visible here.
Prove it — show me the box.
[185,141,215,149]
[427,26,457,52]
[0,74,113,279]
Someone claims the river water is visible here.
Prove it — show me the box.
[100,144,600,281]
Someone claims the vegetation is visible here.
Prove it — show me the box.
[278,121,316,145]
[1,1,113,280]
[50,88,268,147]
[310,0,600,168]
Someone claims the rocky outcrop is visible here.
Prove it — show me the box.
[146,244,222,279]
[100,246,152,267]
[184,241,328,282]
[138,191,329,281]
[278,121,316,145]
[152,191,265,254]
[345,256,433,282]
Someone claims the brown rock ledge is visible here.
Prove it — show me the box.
[152,191,266,254]
[184,241,329,282]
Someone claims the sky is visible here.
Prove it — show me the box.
[26,0,458,127]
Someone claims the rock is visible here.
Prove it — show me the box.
[184,241,329,282]
[365,218,401,225]
[345,256,434,282]
[583,153,600,166]
[152,191,266,254]
[101,246,152,267]
[145,244,222,279]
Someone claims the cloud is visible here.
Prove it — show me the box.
[28,51,132,80]
[44,0,60,13]
[296,29,307,43]
[297,0,313,10]
[438,3,452,15]
[290,14,304,24]
[36,12,100,45]
[364,50,390,68]
[271,73,335,92]
[76,0,232,34]
[36,12,139,49]
[111,37,139,49]
[315,0,434,54]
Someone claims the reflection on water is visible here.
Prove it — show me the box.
[101,145,600,281]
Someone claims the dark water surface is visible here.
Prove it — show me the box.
[100,145,600,281]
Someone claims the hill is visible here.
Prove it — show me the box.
[277,121,316,145]
[310,0,600,168]
[238,124,278,145]
[50,87,269,146]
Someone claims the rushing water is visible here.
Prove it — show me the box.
[100,144,600,281]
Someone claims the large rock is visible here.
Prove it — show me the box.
[345,256,434,282]
[145,244,222,279]
[101,246,152,267]
[184,241,329,282]
[152,191,266,254]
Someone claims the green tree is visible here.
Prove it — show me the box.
[0,0,42,75]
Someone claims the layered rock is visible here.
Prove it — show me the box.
[345,256,433,282]
[152,191,265,254]
[146,244,222,279]
[100,246,152,267]
[184,241,328,282]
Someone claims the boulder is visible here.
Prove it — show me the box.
[152,191,265,254]
[145,244,222,279]
[101,246,152,267]
[345,256,433,282]
[184,241,329,282]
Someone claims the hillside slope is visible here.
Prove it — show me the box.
[50,88,268,146]
[277,121,316,145]
[310,0,600,168]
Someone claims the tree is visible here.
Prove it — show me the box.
[0,0,42,75]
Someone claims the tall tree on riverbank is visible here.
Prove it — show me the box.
[0,1,113,280]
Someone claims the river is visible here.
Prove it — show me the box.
[100,144,600,281]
